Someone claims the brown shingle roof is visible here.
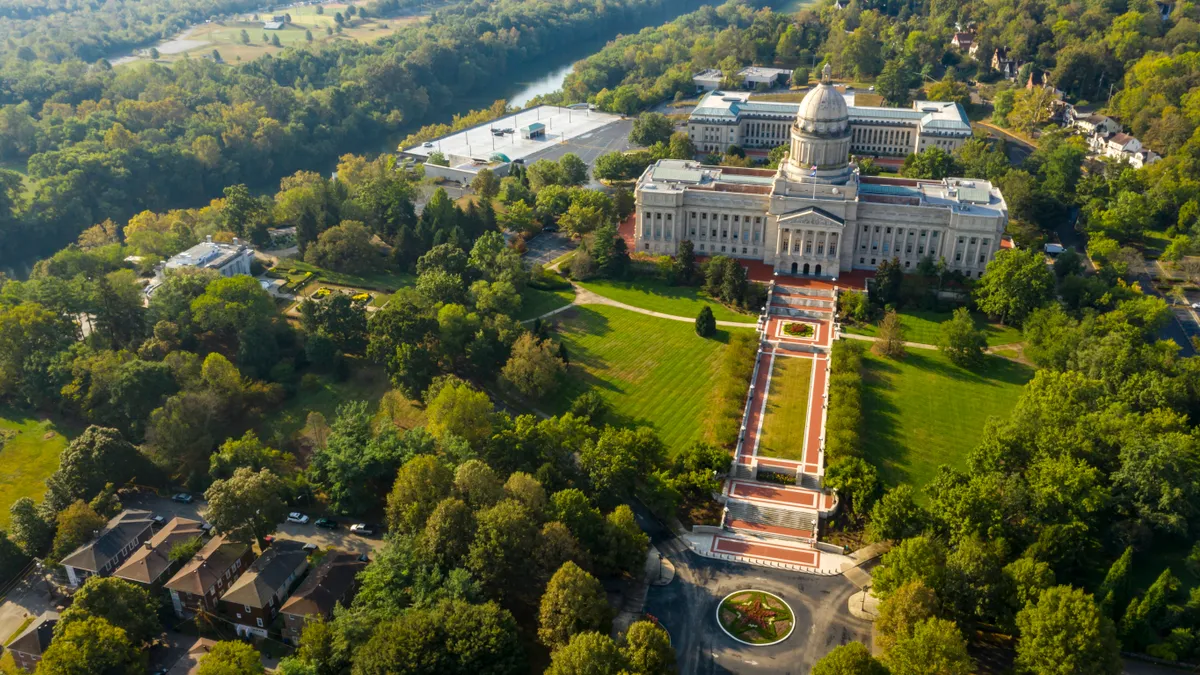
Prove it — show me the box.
[60,510,154,573]
[113,517,204,584]
[279,552,366,618]
[220,540,308,608]
[8,611,58,657]
[164,535,251,597]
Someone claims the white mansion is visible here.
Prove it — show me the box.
[634,66,1009,280]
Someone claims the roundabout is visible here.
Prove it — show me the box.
[715,590,796,646]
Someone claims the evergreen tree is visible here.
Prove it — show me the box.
[695,305,716,338]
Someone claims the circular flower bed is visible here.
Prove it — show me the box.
[782,322,815,338]
[716,591,795,646]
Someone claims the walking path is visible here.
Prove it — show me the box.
[525,282,761,327]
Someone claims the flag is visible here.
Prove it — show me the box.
[809,164,818,176]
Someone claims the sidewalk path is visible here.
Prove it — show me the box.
[525,283,761,327]
[839,330,1023,354]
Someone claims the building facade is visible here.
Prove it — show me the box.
[164,535,255,617]
[688,90,972,157]
[279,552,366,644]
[637,65,1008,280]
[219,540,309,639]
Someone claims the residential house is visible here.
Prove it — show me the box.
[113,517,205,588]
[6,611,57,672]
[991,48,1019,79]
[951,32,973,51]
[60,509,155,587]
[219,540,309,639]
[1089,131,1161,168]
[164,535,254,617]
[279,552,367,644]
[1074,114,1121,136]
[968,41,982,60]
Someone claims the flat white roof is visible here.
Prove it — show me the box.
[400,105,624,164]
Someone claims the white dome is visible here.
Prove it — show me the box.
[795,82,849,136]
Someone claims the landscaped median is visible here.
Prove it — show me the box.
[716,590,796,646]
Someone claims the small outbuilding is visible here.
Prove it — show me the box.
[520,122,546,139]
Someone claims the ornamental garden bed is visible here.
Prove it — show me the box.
[782,321,815,338]
[717,590,795,645]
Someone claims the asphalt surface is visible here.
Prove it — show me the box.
[521,117,635,189]
[523,231,575,266]
[630,504,871,675]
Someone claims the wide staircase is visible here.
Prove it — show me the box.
[770,285,836,319]
[726,500,818,541]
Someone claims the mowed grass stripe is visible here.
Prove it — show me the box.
[551,305,752,453]
[861,350,1033,494]
[758,356,813,461]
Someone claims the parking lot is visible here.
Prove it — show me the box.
[519,117,635,188]
[523,231,575,267]
[124,493,384,556]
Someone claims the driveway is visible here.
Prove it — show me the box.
[523,231,575,267]
[125,494,384,556]
[630,504,871,675]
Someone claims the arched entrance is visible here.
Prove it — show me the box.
[790,262,798,274]
[815,264,822,276]
[802,263,810,275]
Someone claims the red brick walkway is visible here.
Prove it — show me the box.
[737,346,775,467]
[712,535,820,567]
[730,480,820,508]
[803,355,828,475]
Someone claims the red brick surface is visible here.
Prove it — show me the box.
[713,536,820,566]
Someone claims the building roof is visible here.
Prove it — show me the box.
[1082,114,1111,124]
[522,122,545,132]
[279,552,366,618]
[739,66,793,79]
[952,32,973,44]
[1110,132,1137,147]
[165,238,251,272]
[60,510,154,573]
[164,535,251,597]
[166,638,219,675]
[220,540,308,609]
[113,517,205,585]
[689,91,971,135]
[8,611,57,657]
[692,68,722,82]
[263,21,284,29]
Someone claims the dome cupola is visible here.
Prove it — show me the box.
[785,63,853,184]
[794,64,850,136]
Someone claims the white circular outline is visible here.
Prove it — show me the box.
[714,590,797,647]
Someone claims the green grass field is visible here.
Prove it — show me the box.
[758,356,813,461]
[276,259,414,294]
[861,350,1033,492]
[0,407,75,528]
[843,309,1023,347]
[257,365,393,444]
[578,278,756,323]
[517,287,575,321]
[548,305,754,452]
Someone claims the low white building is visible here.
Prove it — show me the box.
[1074,113,1120,136]
[146,237,254,297]
[738,67,793,90]
[1088,131,1161,168]
[692,69,723,92]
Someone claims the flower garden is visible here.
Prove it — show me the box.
[782,321,815,338]
[716,590,795,645]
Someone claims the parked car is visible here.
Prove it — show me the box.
[287,512,310,524]
[302,543,319,552]
[151,515,166,526]
[315,518,338,529]
[1191,302,1200,310]
[200,522,214,535]
[349,524,374,535]
[171,493,193,504]
[423,142,434,148]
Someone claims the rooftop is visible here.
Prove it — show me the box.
[164,534,251,596]
[8,611,57,657]
[689,90,971,134]
[165,237,251,271]
[60,509,155,573]
[739,66,793,79]
[221,540,308,609]
[279,551,366,618]
[113,517,205,585]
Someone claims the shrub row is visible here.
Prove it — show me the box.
[826,340,865,461]
[707,331,759,448]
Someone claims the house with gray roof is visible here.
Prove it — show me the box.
[60,509,155,587]
[219,540,309,639]
[279,552,366,644]
[7,611,57,672]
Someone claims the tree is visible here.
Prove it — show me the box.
[973,248,1055,326]
[305,29,313,43]
[466,499,540,599]
[876,579,939,652]
[351,600,523,675]
[57,576,160,645]
[600,504,649,575]
[38,617,141,675]
[812,642,888,675]
[667,132,696,160]
[386,455,453,535]
[454,460,503,509]
[301,291,368,355]
[538,561,612,650]
[884,618,973,675]
[873,310,906,358]
[1015,586,1121,675]
[501,333,566,398]
[9,497,52,555]
[43,426,140,513]
[824,456,880,519]
[420,497,475,569]
[868,485,927,542]
[305,221,380,272]
[197,640,264,675]
[876,60,913,106]
[901,147,957,179]
[621,621,674,675]
[938,307,986,367]
[628,113,673,147]
[695,305,716,337]
[559,154,589,186]
[472,169,500,201]
[50,501,106,562]
[545,632,627,675]
[593,152,632,181]
[872,535,946,598]
[425,381,493,447]
[1009,86,1057,134]
[204,468,287,547]
[271,34,282,47]
[926,76,971,108]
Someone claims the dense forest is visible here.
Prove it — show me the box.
[0,0,706,273]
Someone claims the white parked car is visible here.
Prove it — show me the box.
[1191,302,1200,311]
[287,512,309,524]
[350,524,374,535]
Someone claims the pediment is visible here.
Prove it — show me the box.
[777,207,844,228]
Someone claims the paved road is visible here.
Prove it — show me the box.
[523,231,575,267]
[126,494,384,556]
[631,504,871,675]
[522,117,635,189]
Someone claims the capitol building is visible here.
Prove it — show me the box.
[633,66,1009,280]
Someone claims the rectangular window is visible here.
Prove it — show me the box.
[691,212,697,220]
[969,237,976,244]
[733,215,739,223]
[955,253,962,261]
[699,244,705,251]
[979,254,986,263]
[701,213,708,220]
[871,258,877,265]
[742,247,748,254]
[860,257,866,264]
[886,227,892,234]
[257,618,264,628]
[245,605,252,614]
[722,214,729,221]
[690,228,696,236]
[666,214,672,221]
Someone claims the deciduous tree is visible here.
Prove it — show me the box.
[538,561,612,649]
[204,468,287,547]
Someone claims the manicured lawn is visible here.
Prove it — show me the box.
[274,259,415,293]
[0,407,76,528]
[758,356,813,461]
[578,277,756,323]
[861,350,1033,492]
[548,305,754,453]
[257,365,394,444]
[843,309,1023,346]
[516,287,575,321]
